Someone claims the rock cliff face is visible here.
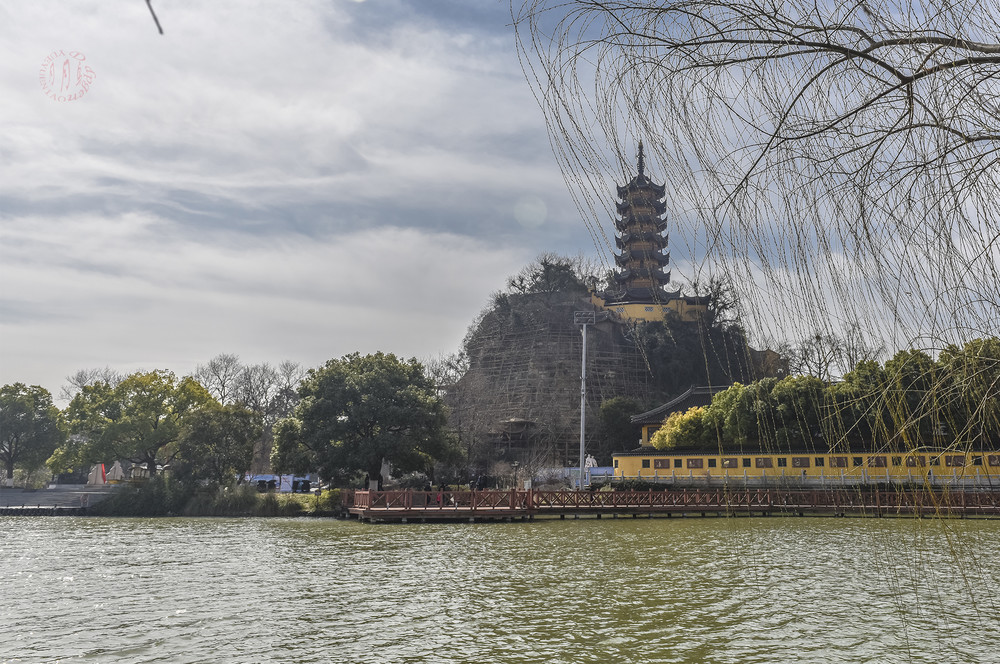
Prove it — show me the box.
[445,285,784,477]
[447,290,650,473]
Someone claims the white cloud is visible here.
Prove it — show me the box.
[0,1,592,395]
[1,211,529,393]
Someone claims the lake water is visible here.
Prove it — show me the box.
[1,516,998,663]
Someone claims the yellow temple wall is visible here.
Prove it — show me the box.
[613,450,1000,482]
[590,294,707,323]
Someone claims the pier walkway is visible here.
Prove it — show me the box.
[345,488,1000,522]
[0,485,114,516]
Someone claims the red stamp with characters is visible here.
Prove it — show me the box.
[39,50,96,102]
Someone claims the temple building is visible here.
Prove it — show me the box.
[591,143,708,322]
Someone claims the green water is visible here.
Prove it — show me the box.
[1,516,997,663]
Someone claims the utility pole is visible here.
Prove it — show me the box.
[573,311,599,489]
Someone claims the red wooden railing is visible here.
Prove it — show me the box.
[345,488,1000,516]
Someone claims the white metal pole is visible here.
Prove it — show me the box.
[579,321,587,490]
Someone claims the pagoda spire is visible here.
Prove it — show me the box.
[637,141,645,177]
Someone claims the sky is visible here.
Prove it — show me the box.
[0,0,604,399]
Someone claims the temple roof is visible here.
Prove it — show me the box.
[617,198,666,215]
[614,249,670,267]
[616,231,667,249]
[617,179,666,199]
[616,143,666,198]
[631,384,731,425]
[615,215,668,233]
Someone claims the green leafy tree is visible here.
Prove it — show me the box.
[683,338,1000,453]
[272,352,459,483]
[595,397,641,461]
[634,279,764,402]
[54,370,215,477]
[828,360,890,447]
[651,406,708,451]
[701,383,746,449]
[882,349,938,445]
[936,338,1000,446]
[505,252,595,296]
[768,375,826,449]
[718,379,779,449]
[177,405,262,486]
[0,384,64,486]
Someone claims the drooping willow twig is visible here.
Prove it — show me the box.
[146,0,164,35]
[512,0,1000,360]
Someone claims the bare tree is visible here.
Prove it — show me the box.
[233,360,305,474]
[840,323,886,374]
[272,360,305,422]
[512,0,1000,356]
[60,367,123,402]
[233,363,279,418]
[191,355,305,474]
[193,354,243,405]
[789,332,844,382]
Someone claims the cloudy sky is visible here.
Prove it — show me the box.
[1,0,608,398]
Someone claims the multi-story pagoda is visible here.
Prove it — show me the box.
[606,142,674,304]
[593,143,708,322]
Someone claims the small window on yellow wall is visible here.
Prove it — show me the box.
[641,459,651,469]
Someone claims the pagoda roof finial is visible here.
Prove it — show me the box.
[637,141,645,177]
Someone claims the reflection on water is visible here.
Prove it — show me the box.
[1,516,998,663]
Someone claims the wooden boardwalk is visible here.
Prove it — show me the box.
[345,488,1000,522]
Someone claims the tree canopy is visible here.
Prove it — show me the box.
[193,353,304,474]
[651,338,1000,452]
[177,404,262,487]
[272,352,458,483]
[0,384,64,486]
[53,370,216,477]
[651,406,707,451]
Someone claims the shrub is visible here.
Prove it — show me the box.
[92,475,192,516]
[182,485,259,516]
[309,489,342,514]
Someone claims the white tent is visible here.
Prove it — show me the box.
[106,461,125,482]
[87,464,106,485]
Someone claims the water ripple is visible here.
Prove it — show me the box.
[1,517,998,663]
